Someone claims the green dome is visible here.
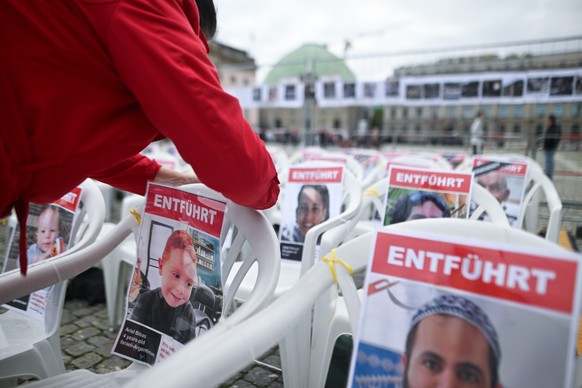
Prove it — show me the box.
[263,44,356,85]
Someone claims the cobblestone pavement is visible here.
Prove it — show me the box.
[2,145,581,387]
[0,298,282,386]
[59,299,284,387]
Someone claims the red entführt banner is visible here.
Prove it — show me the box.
[371,231,577,314]
[53,186,82,213]
[388,166,472,194]
[473,157,528,176]
[288,166,344,183]
[145,184,225,237]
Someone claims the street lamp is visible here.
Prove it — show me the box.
[302,59,317,146]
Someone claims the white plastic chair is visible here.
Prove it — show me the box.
[93,180,115,222]
[387,153,452,171]
[343,148,389,190]
[100,194,144,329]
[0,179,106,383]
[306,218,572,388]
[518,160,562,243]
[318,152,365,184]
[228,160,363,302]
[19,183,281,388]
[349,175,510,241]
[290,147,366,183]
[472,153,562,242]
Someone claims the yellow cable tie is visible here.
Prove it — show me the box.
[321,249,354,286]
[363,187,380,198]
[129,209,141,225]
[321,249,354,324]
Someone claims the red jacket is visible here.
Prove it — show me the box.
[0,0,280,218]
[0,0,280,275]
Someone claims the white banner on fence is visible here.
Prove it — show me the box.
[226,68,582,108]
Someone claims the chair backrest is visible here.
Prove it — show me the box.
[351,173,510,236]
[519,161,562,242]
[0,179,107,304]
[481,153,563,242]
[469,183,511,226]
[344,148,389,190]
[115,183,282,329]
[179,184,281,324]
[308,215,569,387]
[345,218,575,388]
[387,153,452,171]
[287,160,362,276]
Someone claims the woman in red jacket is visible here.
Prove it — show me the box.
[0,0,280,274]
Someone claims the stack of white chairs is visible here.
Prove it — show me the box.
[342,148,389,190]
[288,178,511,387]
[17,183,281,387]
[386,153,453,171]
[266,144,290,178]
[222,159,362,387]
[57,217,569,388]
[0,179,106,384]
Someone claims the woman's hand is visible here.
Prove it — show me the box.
[154,166,199,186]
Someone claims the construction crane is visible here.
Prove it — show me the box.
[341,24,406,58]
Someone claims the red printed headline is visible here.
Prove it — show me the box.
[288,166,344,183]
[145,184,225,237]
[371,232,578,314]
[472,158,528,176]
[389,166,473,194]
[54,187,82,213]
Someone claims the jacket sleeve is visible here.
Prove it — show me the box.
[104,0,279,209]
[90,154,161,195]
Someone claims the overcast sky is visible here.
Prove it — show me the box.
[213,0,582,81]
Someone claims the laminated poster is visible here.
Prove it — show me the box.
[112,183,225,366]
[348,228,582,388]
[470,156,529,228]
[382,165,474,226]
[2,187,83,323]
[279,165,344,261]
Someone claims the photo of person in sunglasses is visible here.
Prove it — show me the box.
[387,191,452,225]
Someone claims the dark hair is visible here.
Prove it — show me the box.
[390,192,450,225]
[548,114,556,125]
[297,184,330,222]
[196,0,217,40]
[404,321,499,387]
